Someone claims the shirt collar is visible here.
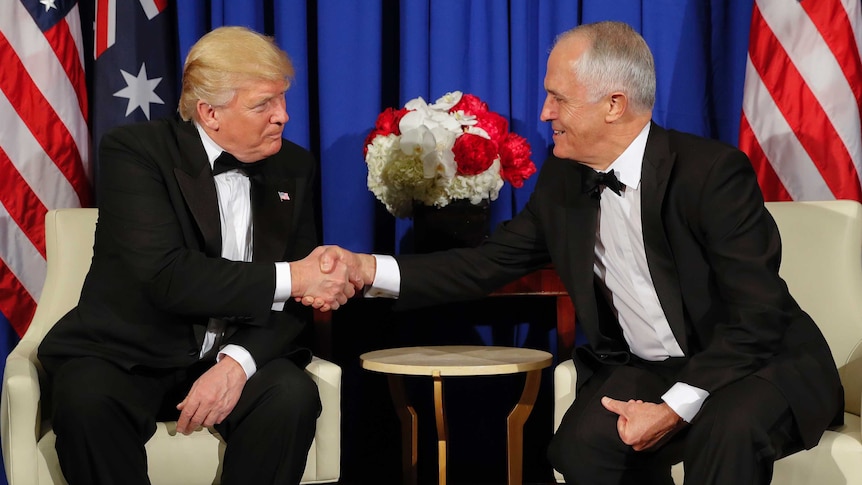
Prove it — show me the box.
[605,121,651,190]
[194,121,225,169]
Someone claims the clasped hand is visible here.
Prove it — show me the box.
[290,245,373,311]
[176,356,245,434]
[601,396,687,452]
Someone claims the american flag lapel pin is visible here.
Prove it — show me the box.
[277,191,290,201]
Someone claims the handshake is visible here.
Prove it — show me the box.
[289,246,377,311]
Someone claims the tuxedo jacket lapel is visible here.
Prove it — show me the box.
[173,121,222,258]
[563,163,626,355]
[641,125,688,353]
[170,120,299,264]
[253,172,296,263]
[559,129,688,356]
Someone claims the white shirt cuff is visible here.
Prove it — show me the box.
[218,344,257,380]
[364,254,401,298]
[272,262,291,311]
[662,382,709,423]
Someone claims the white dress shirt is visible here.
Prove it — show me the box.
[367,122,708,422]
[596,122,707,421]
[195,124,293,380]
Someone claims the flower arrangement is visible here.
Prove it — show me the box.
[363,91,536,218]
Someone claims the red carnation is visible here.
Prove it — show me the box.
[363,107,409,156]
[450,93,488,116]
[452,133,496,175]
[499,133,536,188]
[473,111,509,147]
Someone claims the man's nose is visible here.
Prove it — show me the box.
[273,109,289,125]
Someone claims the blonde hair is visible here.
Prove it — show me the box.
[178,26,295,121]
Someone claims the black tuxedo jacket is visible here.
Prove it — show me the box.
[394,123,843,448]
[39,117,317,373]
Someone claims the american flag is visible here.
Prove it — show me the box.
[0,0,91,338]
[740,0,862,202]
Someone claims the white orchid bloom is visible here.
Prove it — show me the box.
[438,149,457,179]
[410,126,456,179]
[431,126,457,150]
[427,109,463,133]
[399,123,457,181]
[399,108,430,133]
[430,91,463,111]
[422,148,456,180]
[451,110,478,128]
[402,104,461,135]
[464,125,491,140]
[403,96,429,111]
[399,124,436,161]
[427,126,457,180]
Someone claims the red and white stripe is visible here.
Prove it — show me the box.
[740,0,862,202]
[94,0,116,59]
[0,1,91,336]
[140,0,169,20]
[95,0,167,59]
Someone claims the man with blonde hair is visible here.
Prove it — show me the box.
[38,26,355,485]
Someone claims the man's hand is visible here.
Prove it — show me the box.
[290,246,356,311]
[601,396,687,451]
[318,245,373,289]
[296,246,377,309]
[176,356,246,435]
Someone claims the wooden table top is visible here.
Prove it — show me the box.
[360,345,553,377]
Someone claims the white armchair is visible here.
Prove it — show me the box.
[553,200,862,484]
[1,208,342,484]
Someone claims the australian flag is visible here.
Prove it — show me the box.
[79,0,179,179]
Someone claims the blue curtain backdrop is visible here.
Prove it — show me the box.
[0,2,756,484]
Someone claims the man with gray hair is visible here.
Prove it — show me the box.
[322,21,843,484]
[38,26,357,484]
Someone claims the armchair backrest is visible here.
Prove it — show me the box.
[765,200,862,414]
[19,209,98,356]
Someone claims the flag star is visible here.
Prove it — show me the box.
[40,0,57,11]
[113,63,164,119]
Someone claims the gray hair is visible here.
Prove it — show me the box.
[555,21,656,113]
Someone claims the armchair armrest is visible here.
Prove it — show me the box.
[839,341,862,417]
[553,359,577,432]
[2,346,45,485]
[303,356,341,481]
[552,359,577,484]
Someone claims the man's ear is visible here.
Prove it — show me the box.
[605,92,627,122]
[197,101,218,130]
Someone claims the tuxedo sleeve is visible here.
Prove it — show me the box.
[395,164,560,310]
[674,148,793,392]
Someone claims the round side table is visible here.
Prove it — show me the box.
[360,345,553,485]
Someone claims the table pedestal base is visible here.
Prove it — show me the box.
[386,369,543,485]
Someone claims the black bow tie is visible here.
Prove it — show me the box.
[583,169,623,199]
[212,151,267,177]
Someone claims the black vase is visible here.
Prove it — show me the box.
[411,199,491,253]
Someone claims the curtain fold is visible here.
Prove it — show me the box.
[317,0,384,251]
